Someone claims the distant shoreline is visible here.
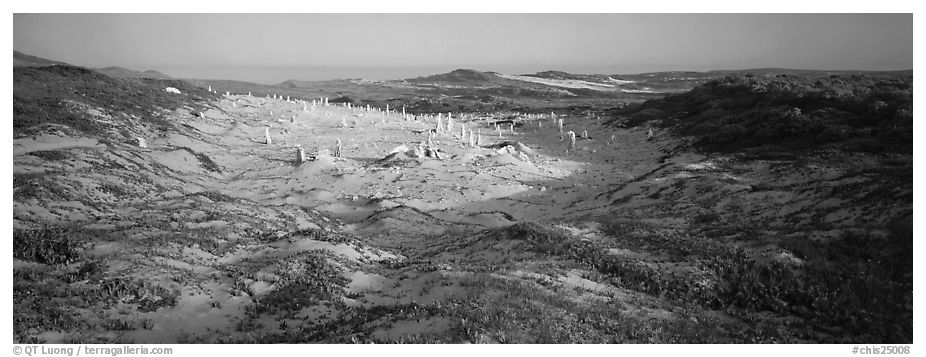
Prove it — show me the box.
[151,65,914,86]
[149,65,667,84]
[153,65,450,84]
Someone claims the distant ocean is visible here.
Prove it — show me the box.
[152,65,640,85]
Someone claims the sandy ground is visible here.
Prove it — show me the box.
[13,93,910,343]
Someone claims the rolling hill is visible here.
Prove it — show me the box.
[13,50,69,67]
[405,68,508,84]
[610,71,913,154]
[94,66,173,79]
[13,63,218,139]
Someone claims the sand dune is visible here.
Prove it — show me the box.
[13,90,911,343]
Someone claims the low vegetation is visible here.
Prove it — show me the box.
[13,225,179,343]
[14,226,88,266]
[13,65,219,137]
[492,221,912,342]
[612,72,913,153]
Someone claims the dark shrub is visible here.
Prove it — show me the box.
[13,226,84,265]
[707,124,749,144]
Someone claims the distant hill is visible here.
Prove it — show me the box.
[13,51,69,67]
[406,69,507,84]
[14,51,174,79]
[706,67,914,78]
[95,66,173,79]
[186,79,282,93]
[404,68,608,96]
[276,79,360,89]
[523,70,610,82]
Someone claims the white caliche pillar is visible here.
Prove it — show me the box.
[567,131,576,153]
[296,147,306,164]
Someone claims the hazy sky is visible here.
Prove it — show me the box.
[13,13,913,80]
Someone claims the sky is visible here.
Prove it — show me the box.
[13,13,913,82]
